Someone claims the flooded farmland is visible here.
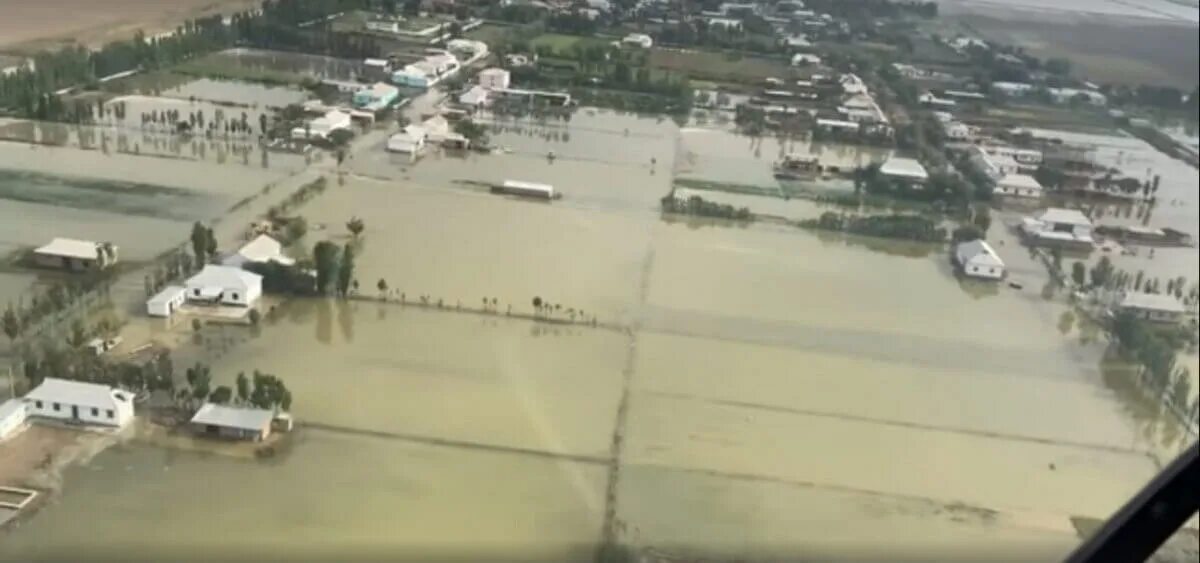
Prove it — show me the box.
[1,110,1195,561]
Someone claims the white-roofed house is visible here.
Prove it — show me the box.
[0,399,28,441]
[32,238,118,271]
[878,156,928,188]
[147,285,187,318]
[190,403,275,441]
[387,125,428,154]
[458,85,490,108]
[955,239,1005,280]
[290,110,352,140]
[1020,207,1094,248]
[791,53,821,66]
[478,68,511,90]
[994,173,1044,198]
[24,378,135,429]
[622,33,653,48]
[222,234,294,269]
[185,265,263,307]
[1118,292,1187,324]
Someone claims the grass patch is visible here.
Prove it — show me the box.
[529,33,610,55]
[173,58,310,87]
[648,48,790,83]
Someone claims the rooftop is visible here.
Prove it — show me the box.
[234,234,294,266]
[187,265,262,290]
[34,238,102,259]
[998,174,1043,191]
[190,403,275,431]
[1120,292,1185,314]
[0,398,25,421]
[879,157,929,181]
[956,240,1003,267]
[1038,208,1091,226]
[26,378,131,410]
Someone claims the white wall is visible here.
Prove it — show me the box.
[26,395,134,428]
[0,401,27,440]
[966,261,1004,280]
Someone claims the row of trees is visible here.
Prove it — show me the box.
[1111,311,1197,422]
[801,212,947,242]
[660,193,753,221]
[182,364,292,413]
[3,275,113,352]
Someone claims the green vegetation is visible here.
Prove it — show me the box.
[661,193,753,221]
[800,212,947,242]
[1111,311,1197,419]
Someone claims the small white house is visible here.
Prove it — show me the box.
[190,403,275,441]
[147,285,187,318]
[458,85,491,108]
[1021,208,1094,246]
[33,238,118,271]
[995,173,1044,198]
[24,378,135,429]
[955,240,1005,280]
[791,53,821,66]
[185,265,263,307]
[290,110,352,140]
[879,156,929,188]
[478,67,511,90]
[387,125,427,154]
[0,399,27,441]
[222,234,294,268]
[495,180,555,199]
[622,33,653,48]
[1118,292,1186,324]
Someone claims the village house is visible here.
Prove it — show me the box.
[943,121,973,140]
[290,109,351,140]
[954,239,1005,280]
[1118,292,1187,324]
[352,82,400,112]
[189,403,275,441]
[184,265,263,307]
[621,33,653,48]
[918,92,956,109]
[791,53,821,66]
[24,378,135,429]
[478,67,511,90]
[458,85,490,108]
[387,125,428,154]
[222,234,294,269]
[392,52,460,88]
[1020,208,1095,248]
[994,173,1044,198]
[32,238,118,271]
[146,285,187,318]
[0,399,27,441]
[879,156,929,188]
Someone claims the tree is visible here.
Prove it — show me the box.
[337,243,355,296]
[259,113,268,137]
[404,0,420,16]
[313,241,341,294]
[2,303,19,344]
[532,296,543,314]
[1169,369,1192,410]
[972,206,991,233]
[951,225,984,243]
[210,386,233,405]
[205,227,218,260]
[1051,247,1063,272]
[1071,261,1086,287]
[1090,256,1113,288]
[286,216,308,243]
[190,221,208,263]
[346,217,365,238]
[377,278,388,297]
[237,371,250,404]
[383,0,397,14]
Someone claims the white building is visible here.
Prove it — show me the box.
[0,399,27,441]
[879,156,928,187]
[185,265,263,307]
[392,52,461,88]
[24,378,135,429]
[478,67,511,90]
[459,85,490,108]
[791,53,821,66]
[387,125,427,154]
[190,403,275,441]
[992,82,1035,96]
[147,285,187,318]
[622,33,653,48]
[955,239,1005,280]
[223,234,294,268]
[33,238,118,271]
[1118,292,1186,324]
[290,110,352,140]
[839,73,867,95]
[983,144,1042,166]
[994,173,1044,198]
[1020,208,1094,247]
[918,92,956,109]
[495,180,555,199]
[943,121,972,140]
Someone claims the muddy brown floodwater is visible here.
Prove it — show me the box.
[0,110,1195,561]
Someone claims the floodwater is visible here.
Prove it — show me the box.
[205,48,370,83]
[162,78,311,108]
[1,111,1194,561]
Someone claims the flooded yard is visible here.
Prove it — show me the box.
[1,110,1194,560]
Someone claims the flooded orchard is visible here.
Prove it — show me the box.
[0,110,1193,561]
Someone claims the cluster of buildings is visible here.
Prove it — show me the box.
[969,144,1045,198]
[386,114,465,155]
[146,233,296,319]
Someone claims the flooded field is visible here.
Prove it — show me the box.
[162,78,311,108]
[196,48,371,83]
[1,111,1194,560]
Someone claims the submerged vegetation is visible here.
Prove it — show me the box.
[661,192,753,221]
[799,212,947,243]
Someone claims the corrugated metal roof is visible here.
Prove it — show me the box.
[34,238,101,260]
[190,403,273,431]
[26,378,130,410]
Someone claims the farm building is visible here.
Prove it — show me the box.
[185,265,263,307]
[1021,208,1094,248]
[24,378,135,429]
[955,240,1005,280]
[879,156,928,188]
[32,238,118,271]
[477,68,511,90]
[994,173,1044,198]
[189,403,274,442]
[1118,292,1186,324]
[290,110,352,140]
[352,82,400,111]
[147,285,187,318]
[222,234,294,269]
